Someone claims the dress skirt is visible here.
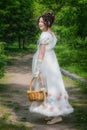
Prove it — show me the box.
[29,49,74,117]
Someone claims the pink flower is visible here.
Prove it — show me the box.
[58,106,62,110]
[59,92,62,96]
[57,96,61,101]
[64,95,68,99]
[66,105,71,108]
[50,107,54,111]
[43,105,48,109]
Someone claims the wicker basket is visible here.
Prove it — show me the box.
[27,77,46,102]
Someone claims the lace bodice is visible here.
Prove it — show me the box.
[37,32,57,51]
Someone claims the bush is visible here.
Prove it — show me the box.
[0,42,7,78]
[55,43,87,79]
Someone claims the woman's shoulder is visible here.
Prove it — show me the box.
[40,31,49,37]
[41,31,56,38]
[39,32,50,41]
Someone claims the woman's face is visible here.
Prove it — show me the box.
[38,17,47,31]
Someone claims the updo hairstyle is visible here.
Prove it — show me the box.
[38,12,55,28]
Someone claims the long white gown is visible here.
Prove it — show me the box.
[29,31,74,117]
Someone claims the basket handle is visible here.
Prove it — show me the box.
[29,76,44,91]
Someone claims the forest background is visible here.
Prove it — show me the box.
[0,0,87,79]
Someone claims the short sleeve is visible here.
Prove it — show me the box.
[39,32,50,45]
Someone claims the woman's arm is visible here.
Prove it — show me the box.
[38,44,46,80]
[33,44,46,78]
[38,44,46,60]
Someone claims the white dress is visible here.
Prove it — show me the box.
[29,31,74,117]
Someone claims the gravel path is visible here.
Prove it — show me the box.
[0,55,77,130]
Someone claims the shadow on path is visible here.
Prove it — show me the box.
[0,55,87,130]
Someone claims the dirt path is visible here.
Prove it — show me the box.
[0,55,80,130]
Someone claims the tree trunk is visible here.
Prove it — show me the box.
[18,36,21,49]
[23,38,25,49]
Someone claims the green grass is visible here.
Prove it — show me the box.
[70,89,87,130]
[71,101,87,130]
[4,43,87,80]
[63,76,87,130]
[55,44,87,79]
[7,43,86,80]
[0,74,13,84]
[4,44,37,67]
[0,118,32,130]
[20,117,27,122]
[5,44,37,57]
[11,90,20,93]
[63,75,76,88]
[76,80,87,94]
[2,112,11,120]
[6,102,20,111]
[63,75,87,129]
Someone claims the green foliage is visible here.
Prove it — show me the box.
[55,25,78,45]
[0,0,37,48]
[2,112,10,120]
[74,37,87,49]
[0,43,7,78]
[55,44,87,79]
[76,80,87,94]
[0,118,32,130]
[5,43,37,57]
[0,0,87,80]
[73,104,87,130]
[56,6,78,26]
[40,0,87,44]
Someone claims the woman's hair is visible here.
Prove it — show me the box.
[38,12,55,28]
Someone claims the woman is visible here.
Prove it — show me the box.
[29,12,74,124]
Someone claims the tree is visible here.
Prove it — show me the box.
[0,0,37,48]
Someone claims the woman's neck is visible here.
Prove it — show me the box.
[42,28,54,36]
[47,28,51,32]
[43,27,51,32]
[46,28,54,36]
